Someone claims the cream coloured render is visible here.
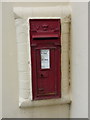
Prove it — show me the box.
[2,2,88,118]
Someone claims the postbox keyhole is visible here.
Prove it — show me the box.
[41,74,43,77]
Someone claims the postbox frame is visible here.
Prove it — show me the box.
[29,18,61,100]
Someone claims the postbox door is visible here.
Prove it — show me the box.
[32,46,61,100]
[37,48,56,96]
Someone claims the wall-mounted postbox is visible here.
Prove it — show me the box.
[29,19,61,100]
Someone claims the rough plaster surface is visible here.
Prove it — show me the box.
[70,2,88,118]
[14,6,71,107]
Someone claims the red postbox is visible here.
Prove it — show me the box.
[29,19,61,100]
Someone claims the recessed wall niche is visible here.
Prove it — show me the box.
[14,5,71,107]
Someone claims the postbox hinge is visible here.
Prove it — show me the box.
[54,43,61,46]
[31,44,37,47]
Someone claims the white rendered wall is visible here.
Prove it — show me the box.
[70,2,88,118]
[0,2,2,119]
[2,2,70,118]
[2,2,88,118]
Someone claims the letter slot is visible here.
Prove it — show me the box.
[32,34,59,40]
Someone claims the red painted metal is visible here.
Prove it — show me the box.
[29,19,61,100]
